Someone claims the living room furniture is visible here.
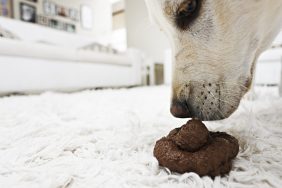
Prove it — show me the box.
[0,17,143,94]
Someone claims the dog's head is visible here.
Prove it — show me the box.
[145,0,282,120]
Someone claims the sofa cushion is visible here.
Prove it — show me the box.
[0,38,77,61]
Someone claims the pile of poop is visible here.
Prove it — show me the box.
[154,119,239,177]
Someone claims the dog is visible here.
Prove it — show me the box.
[145,0,282,121]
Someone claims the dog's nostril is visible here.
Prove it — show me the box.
[170,100,191,118]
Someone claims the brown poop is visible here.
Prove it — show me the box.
[154,119,239,177]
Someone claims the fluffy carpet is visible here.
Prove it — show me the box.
[0,86,281,188]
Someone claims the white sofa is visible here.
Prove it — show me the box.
[0,18,143,94]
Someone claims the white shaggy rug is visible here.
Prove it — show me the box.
[0,86,281,188]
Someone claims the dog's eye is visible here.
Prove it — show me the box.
[176,0,200,30]
[179,0,197,15]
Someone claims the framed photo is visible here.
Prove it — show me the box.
[43,0,56,16]
[57,6,68,17]
[49,19,58,29]
[20,2,36,23]
[57,21,65,30]
[66,23,76,33]
[0,0,13,17]
[37,15,49,26]
[69,8,78,21]
[49,2,56,16]
[43,0,50,14]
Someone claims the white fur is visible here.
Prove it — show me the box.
[145,0,282,120]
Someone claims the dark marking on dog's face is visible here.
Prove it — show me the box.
[145,0,282,120]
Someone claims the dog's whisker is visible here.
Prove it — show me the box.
[209,91,238,109]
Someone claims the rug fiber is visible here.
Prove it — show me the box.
[0,86,281,188]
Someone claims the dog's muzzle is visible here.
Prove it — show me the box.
[170,82,239,121]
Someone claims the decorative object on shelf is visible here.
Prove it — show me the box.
[65,23,75,33]
[36,15,76,33]
[69,8,78,21]
[57,21,65,30]
[0,0,13,18]
[49,18,58,29]
[57,6,79,21]
[80,5,93,30]
[48,19,75,33]
[43,0,79,22]
[49,2,56,16]
[37,15,49,26]
[20,2,36,23]
[56,5,67,17]
[43,0,56,16]
[42,0,49,14]
[5,0,79,34]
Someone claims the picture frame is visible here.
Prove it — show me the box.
[43,0,50,14]
[43,0,56,16]
[0,0,13,17]
[66,23,76,33]
[57,6,68,17]
[20,2,36,23]
[49,19,58,29]
[43,0,79,22]
[37,15,49,26]
[69,8,78,21]
[50,2,56,16]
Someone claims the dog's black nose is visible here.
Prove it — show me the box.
[170,100,192,118]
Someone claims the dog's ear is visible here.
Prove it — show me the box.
[144,0,159,24]
[144,0,170,30]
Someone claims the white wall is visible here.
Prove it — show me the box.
[124,0,169,63]
[92,0,112,37]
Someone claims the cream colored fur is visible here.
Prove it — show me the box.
[145,0,282,120]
